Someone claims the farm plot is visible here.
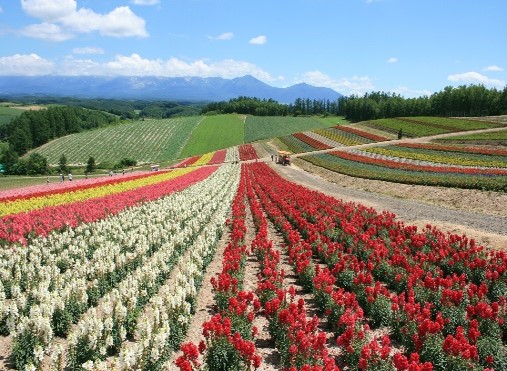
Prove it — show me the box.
[363,117,505,138]
[177,162,507,370]
[301,150,507,191]
[360,143,507,168]
[29,117,201,165]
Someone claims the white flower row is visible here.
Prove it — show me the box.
[225,146,239,162]
[9,163,240,370]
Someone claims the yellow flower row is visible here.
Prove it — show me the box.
[193,151,215,166]
[0,168,195,217]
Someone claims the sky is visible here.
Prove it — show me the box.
[0,0,505,97]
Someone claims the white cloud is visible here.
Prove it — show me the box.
[21,23,74,42]
[131,0,160,5]
[0,53,54,75]
[21,0,76,22]
[21,53,277,81]
[448,71,505,88]
[20,0,148,40]
[483,65,503,72]
[392,86,433,98]
[249,35,267,45]
[72,47,104,55]
[207,32,234,40]
[387,57,398,63]
[295,70,375,96]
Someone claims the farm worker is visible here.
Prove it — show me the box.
[68,173,73,181]
[60,173,64,182]
[47,176,49,184]
[109,170,113,177]
[271,154,274,161]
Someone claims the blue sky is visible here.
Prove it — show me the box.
[0,0,505,97]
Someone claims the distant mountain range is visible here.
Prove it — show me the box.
[0,75,342,102]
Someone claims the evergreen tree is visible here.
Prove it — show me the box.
[86,156,96,173]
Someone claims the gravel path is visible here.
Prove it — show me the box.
[267,161,507,245]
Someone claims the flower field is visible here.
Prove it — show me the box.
[280,126,389,154]
[1,145,507,370]
[363,117,505,138]
[301,145,507,191]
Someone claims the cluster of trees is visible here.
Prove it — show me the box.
[338,85,507,122]
[201,96,340,116]
[0,106,118,156]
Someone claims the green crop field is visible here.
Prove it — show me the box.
[0,106,24,126]
[179,114,244,157]
[27,117,201,165]
[245,116,339,142]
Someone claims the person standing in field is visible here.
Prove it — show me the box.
[60,173,64,182]
[68,173,73,181]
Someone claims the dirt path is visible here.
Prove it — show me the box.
[266,159,507,251]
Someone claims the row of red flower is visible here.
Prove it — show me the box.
[238,144,259,161]
[245,162,506,370]
[177,167,261,370]
[293,132,333,150]
[336,126,389,142]
[0,167,217,245]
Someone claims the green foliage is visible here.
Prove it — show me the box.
[180,114,244,157]
[59,153,69,173]
[26,152,49,175]
[85,156,96,173]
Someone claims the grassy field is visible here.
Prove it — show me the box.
[179,114,245,157]
[245,116,341,142]
[0,106,24,126]
[27,117,201,165]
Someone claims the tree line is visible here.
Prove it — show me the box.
[201,85,507,121]
[338,85,507,122]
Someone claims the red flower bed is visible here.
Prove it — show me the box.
[238,144,258,161]
[336,126,389,142]
[242,162,507,370]
[208,149,227,164]
[293,132,332,150]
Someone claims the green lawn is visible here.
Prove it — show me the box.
[179,114,244,157]
[245,116,340,142]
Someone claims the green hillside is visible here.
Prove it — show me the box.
[179,114,245,157]
[29,117,201,165]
